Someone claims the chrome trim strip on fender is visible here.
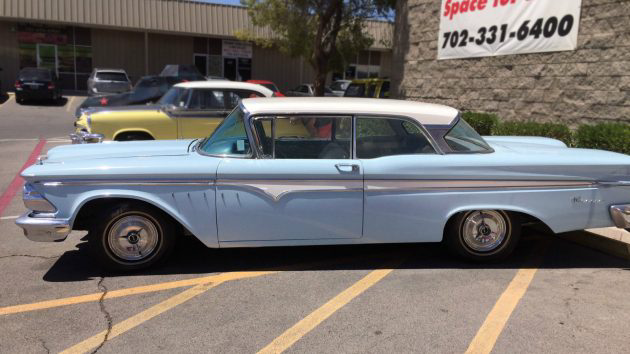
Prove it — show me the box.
[38,179,214,187]
[365,179,596,191]
[216,179,363,202]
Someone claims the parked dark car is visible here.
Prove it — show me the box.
[75,75,182,117]
[87,68,132,96]
[159,64,206,81]
[14,67,62,104]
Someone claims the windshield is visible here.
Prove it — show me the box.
[198,107,250,156]
[330,81,349,91]
[261,83,278,92]
[158,87,189,107]
[344,83,365,97]
[444,118,493,153]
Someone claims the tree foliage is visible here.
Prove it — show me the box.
[239,0,394,96]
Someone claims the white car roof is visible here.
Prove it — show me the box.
[174,80,274,97]
[241,97,459,126]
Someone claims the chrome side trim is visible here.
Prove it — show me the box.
[366,179,596,192]
[610,204,630,229]
[38,179,214,187]
[216,179,363,202]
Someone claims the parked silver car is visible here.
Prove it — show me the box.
[87,68,132,96]
[329,80,351,96]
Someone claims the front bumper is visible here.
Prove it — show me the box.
[610,204,630,229]
[70,130,104,144]
[15,213,71,242]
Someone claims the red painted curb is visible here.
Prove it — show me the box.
[0,139,47,217]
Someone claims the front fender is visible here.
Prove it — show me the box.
[64,188,218,248]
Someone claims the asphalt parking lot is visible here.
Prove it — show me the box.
[0,95,629,354]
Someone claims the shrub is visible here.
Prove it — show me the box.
[461,112,499,135]
[575,123,630,154]
[493,121,574,146]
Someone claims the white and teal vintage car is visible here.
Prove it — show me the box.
[17,98,630,271]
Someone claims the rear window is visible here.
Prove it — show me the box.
[19,68,51,81]
[344,84,365,97]
[96,72,128,82]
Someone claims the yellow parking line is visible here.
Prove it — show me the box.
[0,270,276,316]
[0,94,14,107]
[257,260,403,354]
[465,246,548,354]
[65,96,76,112]
[60,282,216,354]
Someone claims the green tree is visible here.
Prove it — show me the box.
[239,0,394,96]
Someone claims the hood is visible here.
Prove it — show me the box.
[83,104,163,116]
[41,140,195,164]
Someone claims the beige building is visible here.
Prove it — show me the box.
[0,0,393,92]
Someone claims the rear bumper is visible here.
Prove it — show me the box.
[610,204,630,229]
[15,213,71,242]
[70,130,104,144]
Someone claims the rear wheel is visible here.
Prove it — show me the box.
[89,203,176,271]
[445,210,520,261]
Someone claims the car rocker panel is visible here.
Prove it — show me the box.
[18,97,630,271]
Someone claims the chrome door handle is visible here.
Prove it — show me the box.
[335,163,359,172]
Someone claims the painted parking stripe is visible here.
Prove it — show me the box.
[464,247,548,354]
[0,270,276,316]
[0,94,14,107]
[0,215,19,220]
[257,259,404,354]
[60,282,216,354]
[0,139,46,217]
[65,96,76,112]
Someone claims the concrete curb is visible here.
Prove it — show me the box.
[558,229,630,261]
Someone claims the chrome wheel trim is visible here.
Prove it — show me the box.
[461,210,508,252]
[107,214,159,262]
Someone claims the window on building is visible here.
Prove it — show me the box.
[356,117,435,158]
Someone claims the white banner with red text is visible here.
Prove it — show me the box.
[437,0,582,60]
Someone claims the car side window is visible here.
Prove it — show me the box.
[298,85,309,94]
[187,89,224,110]
[356,117,435,158]
[252,116,352,159]
[224,90,264,110]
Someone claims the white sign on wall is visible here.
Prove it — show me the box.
[437,0,582,60]
[222,40,252,59]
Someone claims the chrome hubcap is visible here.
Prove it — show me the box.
[462,210,507,252]
[107,215,159,261]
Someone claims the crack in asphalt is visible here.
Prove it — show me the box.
[38,338,50,354]
[91,277,113,354]
[0,254,60,260]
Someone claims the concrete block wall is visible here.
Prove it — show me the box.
[393,0,630,125]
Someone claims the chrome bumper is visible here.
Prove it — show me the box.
[15,213,71,242]
[610,204,630,229]
[70,131,104,144]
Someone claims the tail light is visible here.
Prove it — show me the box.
[14,80,22,89]
[47,82,55,90]
[99,97,108,106]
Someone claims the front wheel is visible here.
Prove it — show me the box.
[89,203,176,271]
[445,210,520,261]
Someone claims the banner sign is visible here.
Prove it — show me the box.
[222,40,252,59]
[437,0,582,60]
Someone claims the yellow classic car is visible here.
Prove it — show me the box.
[72,81,283,142]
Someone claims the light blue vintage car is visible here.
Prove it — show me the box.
[17,98,630,271]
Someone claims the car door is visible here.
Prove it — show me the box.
[216,115,363,243]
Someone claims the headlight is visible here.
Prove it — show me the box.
[23,183,56,213]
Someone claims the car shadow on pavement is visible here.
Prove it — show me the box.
[41,228,630,283]
[17,97,68,107]
[0,93,8,105]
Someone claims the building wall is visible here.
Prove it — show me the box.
[92,29,146,83]
[251,46,317,92]
[0,21,19,92]
[394,0,630,125]
[147,33,194,75]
